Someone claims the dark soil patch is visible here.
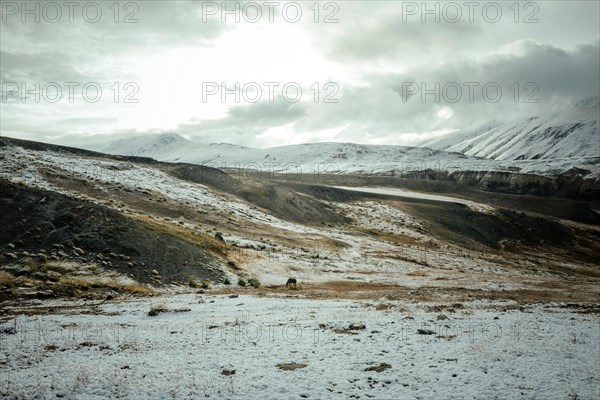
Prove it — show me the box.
[0,180,225,285]
[169,164,349,225]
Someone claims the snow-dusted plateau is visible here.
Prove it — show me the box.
[0,103,599,399]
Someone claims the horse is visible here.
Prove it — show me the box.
[286,278,297,288]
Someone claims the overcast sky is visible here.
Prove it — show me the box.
[1,0,598,149]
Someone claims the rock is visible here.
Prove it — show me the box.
[52,244,64,250]
[417,329,436,335]
[276,363,307,371]
[364,363,392,372]
[73,247,85,255]
[348,323,366,330]
[5,252,18,259]
[1,326,16,335]
[151,269,159,275]
[228,294,239,298]
[221,369,236,376]
[7,243,15,249]
[437,314,448,321]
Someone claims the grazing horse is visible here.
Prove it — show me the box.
[286,278,297,288]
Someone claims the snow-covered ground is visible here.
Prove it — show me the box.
[1,294,598,399]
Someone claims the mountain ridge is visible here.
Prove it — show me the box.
[421,97,599,160]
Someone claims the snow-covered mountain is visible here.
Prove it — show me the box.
[101,98,599,177]
[102,134,479,175]
[420,121,503,152]
[421,98,599,160]
[102,132,598,178]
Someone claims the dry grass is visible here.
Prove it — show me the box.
[148,299,168,316]
[59,277,94,289]
[363,228,430,247]
[121,284,155,296]
[571,266,600,278]
[374,303,395,311]
[406,270,430,276]
[132,215,227,256]
[41,262,72,274]
[209,278,600,304]
[0,271,15,288]
[59,276,154,296]
[19,276,44,287]
[248,277,261,288]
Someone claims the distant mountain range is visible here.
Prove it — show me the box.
[102,133,481,175]
[101,98,599,177]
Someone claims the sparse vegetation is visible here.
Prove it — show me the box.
[0,271,15,288]
[148,299,168,316]
[60,277,93,290]
[188,276,200,288]
[248,277,261,288]
[122,284,155,296]
[133,215,227,256]
[58,276,154,296]
[238,278,247,287]
[222,276,231,285]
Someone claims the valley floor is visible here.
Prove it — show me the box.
[1,140,599,399]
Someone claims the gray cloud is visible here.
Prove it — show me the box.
[177,100,307,146]
[1,1,598,148]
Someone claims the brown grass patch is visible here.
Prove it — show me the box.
[406,270,429,276]
[132,215,227,256]
[121,284,155,296]
[59,277,154,296]
[0,271,16,288]
[211,278,600,304]
[363,229,430,247]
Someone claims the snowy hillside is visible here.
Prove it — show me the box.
[420,121,503,152]
[421,98,599,161]
[102,134,479,175]
[102,133,599,178]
